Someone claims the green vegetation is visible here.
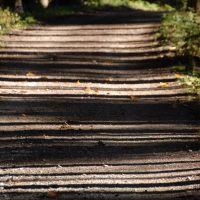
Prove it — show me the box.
[159,11,200,58]
[173,65,200,98]
[0,8,35,35]
[182,74,200,96]
[176,71,200,98]
[0,1,78,35]
[0,0,190,32]
[158,1,200,98]
[84,0,173,11]
[0,8,21,34]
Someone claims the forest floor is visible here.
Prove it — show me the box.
[0,7,200,200]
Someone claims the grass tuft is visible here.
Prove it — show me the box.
[0,8,36,35]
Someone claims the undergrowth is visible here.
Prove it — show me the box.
[83,0,173,11]
[159,11,200,59]
[0,5,77,47]
[0,8,35,35]
[173,65,200,98]
[181,74,200,97]
[159,9,200,98]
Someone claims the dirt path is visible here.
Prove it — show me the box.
[0,8,200,200]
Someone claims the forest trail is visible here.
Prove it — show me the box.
[0,8,200,200]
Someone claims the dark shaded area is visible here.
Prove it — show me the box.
[0,7,199,162]
[35,7,162,25]
[0,191,199,200]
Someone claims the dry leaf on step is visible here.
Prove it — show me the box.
[106,77,113,82]
[95,88,100,93]
[84,87,92,93]
[26,72,36,77]
[60,122,71,129]
[175,73,182,78]
[130,96,138,101]
[159,82,169,88]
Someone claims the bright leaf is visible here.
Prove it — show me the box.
[26,72,36,77]
[159,82,169,88]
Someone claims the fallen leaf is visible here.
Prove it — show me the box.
[95,88,100,93]
[168,46,176,51]
[26,72,36,77]
[60,122,71,129]
[43,135,49,139]
[130,96,138,101]
[6,177,14,183]
[106,77,113,82]
[186,176,192,181]
[175,73,182,78]
[47,191,59,198]
[21,114,27,117]
[84,87,92,93]
[159,82,169,88]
